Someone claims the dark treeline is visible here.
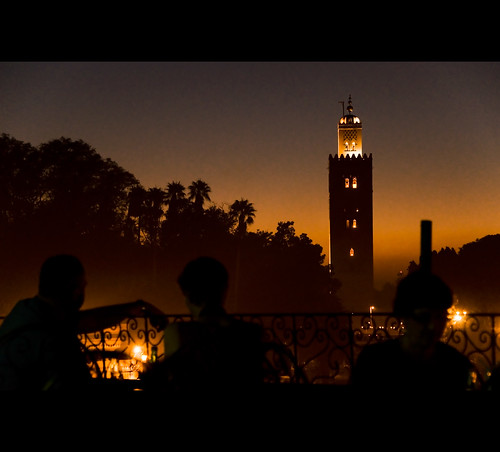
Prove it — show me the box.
[408,235,500,312]
[0,134,342,314]
[374,237,500,313]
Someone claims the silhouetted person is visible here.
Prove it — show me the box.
[0,254,91,390]
[150,257,266,390]
[351,271,474,392]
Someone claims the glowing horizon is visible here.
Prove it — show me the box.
[2,61,499,291]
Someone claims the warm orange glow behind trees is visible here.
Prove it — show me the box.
[0,134,342,314]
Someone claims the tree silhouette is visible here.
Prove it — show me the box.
[406,235,500,312]
[230,199,256,236]
[0,134,43,233]
[141,187,166,246]
[233,222,342,313]
[0,136,138,243]
[0,134,342,314]
[127,186,148,244]
[165,182,186,216]
[188,179,211,212]
[274,221,297,248]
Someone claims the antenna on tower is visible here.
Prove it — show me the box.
[339,100,345,116]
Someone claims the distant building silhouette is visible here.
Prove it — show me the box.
[329,95,374,311]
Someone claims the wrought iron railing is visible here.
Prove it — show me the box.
[74,311,500,387]
[1,310,498,387]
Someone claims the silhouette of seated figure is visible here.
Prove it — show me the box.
[0,254,91,390]
[156,257,266,390]
[351,271,474,392]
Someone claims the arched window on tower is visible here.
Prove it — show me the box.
[346,219,350,228]
[352,219,357,228]
[350,248,354,257]
[352,177,358,189]
[345,178,350,188]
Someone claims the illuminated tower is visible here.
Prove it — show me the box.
[329,95,374,311]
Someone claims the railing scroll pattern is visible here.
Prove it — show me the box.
[3,311,500,387]
[77,312,500,385]
[80,314,190,380]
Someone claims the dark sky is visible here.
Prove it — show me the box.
[2,61,499,288]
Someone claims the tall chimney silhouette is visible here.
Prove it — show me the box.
[419,220,432,273]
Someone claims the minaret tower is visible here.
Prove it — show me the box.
[329,95,374,312]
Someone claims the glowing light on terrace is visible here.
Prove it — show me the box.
[82,328,161,381]
[448,305,468,327]
[132,345,149,363]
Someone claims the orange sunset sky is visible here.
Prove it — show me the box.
[1,61,499,289]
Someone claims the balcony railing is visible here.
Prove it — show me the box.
[74,310,500,387]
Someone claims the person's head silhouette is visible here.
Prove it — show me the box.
[38,254,87,319]
[177,257,228,319]
[393,270,453,356]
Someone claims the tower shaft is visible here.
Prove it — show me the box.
[329,97,374,311]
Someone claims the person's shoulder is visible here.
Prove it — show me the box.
[436,341,467,356]
[351,339,401,386]
[5,297,37,316]
[360,338,400,357]
[230,318,263,337]
[354,339,402,370]
[232,318,262,330]
[0,297,43,334]
[436,342,472,366]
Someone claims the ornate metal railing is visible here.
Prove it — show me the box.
[1,310,498,387]
[74,311,500,387]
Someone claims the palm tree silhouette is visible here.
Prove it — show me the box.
[188,179,211,211]
[143,187,166,245]
[127,186,166,245]
[127,186,148,244]
[165,181,186,216]
[229,199,256,311]
[230,198,256,236]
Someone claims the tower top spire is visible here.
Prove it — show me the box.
[339,95,361,125]
[346,94,353,113]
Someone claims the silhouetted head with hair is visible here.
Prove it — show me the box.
[393,270,453,355]
[393,271,453,317]
[177,257,228,318]
[38,254,86,315]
